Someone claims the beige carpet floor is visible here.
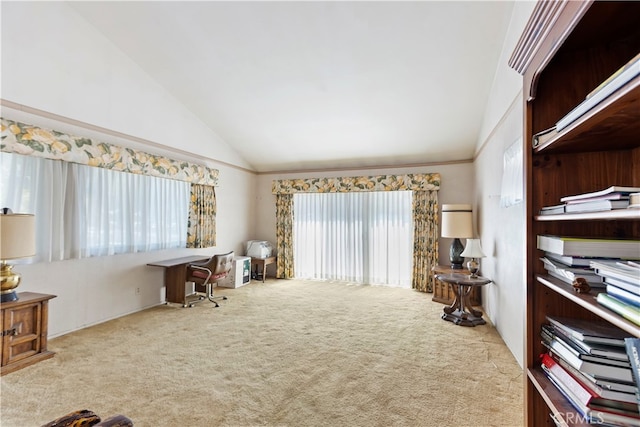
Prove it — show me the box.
[1,279,523,427]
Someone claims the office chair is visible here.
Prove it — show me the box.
[185,251,234,308]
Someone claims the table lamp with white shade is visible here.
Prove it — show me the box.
[0,209,36,302]
[440,204,473,269]
[460,238,486,278]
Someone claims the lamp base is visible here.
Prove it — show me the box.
[449,238,464,269]
[1,262,22,302]
[467,259,480,278]
[0,291,18,303]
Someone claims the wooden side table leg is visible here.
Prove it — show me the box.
[443,284,461,315]
[461,285,483,318]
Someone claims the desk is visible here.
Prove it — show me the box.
[148,256,209,306]
[250,256,276,283]
[435,273,492,327]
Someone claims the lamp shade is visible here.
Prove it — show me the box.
[441,204,473,238]
[0,214,36,260]
[460,239,485,258]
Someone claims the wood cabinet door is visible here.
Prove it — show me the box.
[2,302,42,366]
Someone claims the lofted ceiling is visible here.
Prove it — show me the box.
[68,1,514,173]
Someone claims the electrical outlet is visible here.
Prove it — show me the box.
[135,287,141,295]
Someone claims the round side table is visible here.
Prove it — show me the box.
[435,273,492,326]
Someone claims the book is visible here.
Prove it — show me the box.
[624,338,640,414]
[546,316,630,347]
[542,325,630,367]
[607,285,640,308]
[564,192,630,204]
[564,199,629,213]
[537,235,640,259]
[556,54,640,131]
[544,252,617,268]
[560,186,640,203]
[543,369,640,426]
[552,352,638,402]
[630,193,640,209]
[591,260,640,288]
[597,293,640,327]
[550,326,630,362]
[539,204,565,215]
[554,352,639,396]
[543,338,634,382]
[541,257,604,287]
[540,353,638,413]
[605,276,640,296]
[604,277,640,295]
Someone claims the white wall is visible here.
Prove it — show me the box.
[254,162,474,271]
[473,1,536,368]
[1,2,257,337]
[1,1,251,170]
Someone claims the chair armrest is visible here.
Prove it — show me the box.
[188,258,211,267]
[187,265,211,274]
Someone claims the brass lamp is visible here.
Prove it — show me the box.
[441,204,473,269]
[0,210,36,302]
[460,238,486,278]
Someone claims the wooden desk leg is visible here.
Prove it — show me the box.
[164,264,188,305]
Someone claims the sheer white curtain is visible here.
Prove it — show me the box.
[0,152,189,262]
[293,191,413,287]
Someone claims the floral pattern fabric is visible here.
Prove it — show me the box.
[1,118,219,186]
[272,174,440,292]
[412,191,439,292]
[275,194,294,279]
[272,173,440,194]
[187,184,217,248]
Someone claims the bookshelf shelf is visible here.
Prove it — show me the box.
[536,209,640,222]
[510,1,640,426]
[533,76,640,154]
[528,368,590,427]
[536,275,640,337]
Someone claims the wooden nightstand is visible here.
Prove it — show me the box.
[431,265,481,306]
[1,292,56,375]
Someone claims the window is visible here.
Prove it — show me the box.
[0,152,189,262]
[293,191,413,287]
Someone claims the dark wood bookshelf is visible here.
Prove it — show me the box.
[510,1,640,426]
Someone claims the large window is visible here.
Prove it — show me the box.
[0,152,189,262]
[293,191,413,287]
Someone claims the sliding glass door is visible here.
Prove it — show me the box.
[293,191,413,287]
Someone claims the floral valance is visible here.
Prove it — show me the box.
[272,173,440,194]
[0,118,219,186]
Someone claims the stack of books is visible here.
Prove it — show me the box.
[591,260,640,327]
[539,186,640,215]
[625,337,640,416]
[537,235,640,260]
[540,316,640,425]
[540,256,605,288]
